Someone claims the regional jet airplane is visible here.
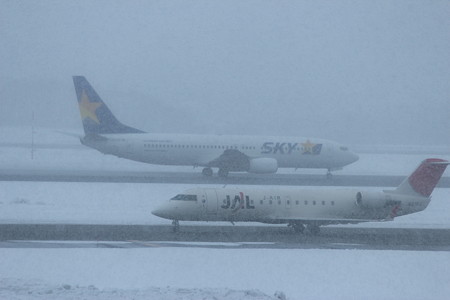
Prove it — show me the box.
[152,158,449,234]
[73,76,358,177]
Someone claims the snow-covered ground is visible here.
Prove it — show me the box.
[1,127,450,299]
[1,248,449,300]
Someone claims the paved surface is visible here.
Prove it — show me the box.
[1,169,449,187]
[1,224,449,251]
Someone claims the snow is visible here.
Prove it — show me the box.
[0,248,449,300]
[0,279,280,300]
[1,127,450,299]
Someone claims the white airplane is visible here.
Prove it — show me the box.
[72,76,358,177]
[152,158,449,234]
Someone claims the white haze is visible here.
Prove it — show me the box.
[1,0,449,146]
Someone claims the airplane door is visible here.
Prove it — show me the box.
[202,189,218,214]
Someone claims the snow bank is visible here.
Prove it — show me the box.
[0,278,281,300]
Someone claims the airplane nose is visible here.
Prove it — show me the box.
[151,206,172,219]
[151,208,163,217]
[341,150,359,166]
[350,151,359,163]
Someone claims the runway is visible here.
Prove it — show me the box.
[1,224,449,251]
[1,168,449,187]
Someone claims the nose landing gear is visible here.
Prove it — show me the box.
[172,220,180,232]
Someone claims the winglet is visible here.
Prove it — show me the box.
[72,76,145,134]
[394,158,449,197]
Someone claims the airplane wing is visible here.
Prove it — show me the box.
[205,149,250,172]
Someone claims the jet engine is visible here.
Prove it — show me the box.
[355,191,386,208]
[248,158,278,174]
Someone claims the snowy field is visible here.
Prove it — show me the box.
[1,249,449,300]
[0,127,450,299]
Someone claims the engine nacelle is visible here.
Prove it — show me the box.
[248,158,278,174]
[355,191,387,209]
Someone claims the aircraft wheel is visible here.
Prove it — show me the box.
[307,224,320,235]
[290,223,305,233]
[202,167,213,177]
[172,220,180,232]
[218,168,229,177]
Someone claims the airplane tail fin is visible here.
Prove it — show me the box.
[72,76,145,135]
[394,158,449,197]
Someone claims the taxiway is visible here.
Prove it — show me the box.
[1,224,449,251]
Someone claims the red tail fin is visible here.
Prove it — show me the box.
[395,158,448,197]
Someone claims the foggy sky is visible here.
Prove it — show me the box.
[1,0,449,146]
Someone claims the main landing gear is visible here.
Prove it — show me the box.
[201,167,229,177]
[217,168,229,178]
[326,169,333,180]
[288,223,321,235]
[289,222,305,233]
[306,224,321,235]
[202,167,213,177]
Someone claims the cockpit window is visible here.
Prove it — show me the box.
[340,146,348,151]
[170,194,197,201]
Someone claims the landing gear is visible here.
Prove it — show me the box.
[202,167,213,177]
[289,222,305,233]
[172,220,180,232]
[306,224,320,235]
[218,168,229,178]
[326,170,333,180]
[288,223,320,235]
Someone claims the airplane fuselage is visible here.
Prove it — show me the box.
[73,76,359,175]
[152,187,429,226]
[82,133,358,172]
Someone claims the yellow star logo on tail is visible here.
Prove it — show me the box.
[79,89,102,124]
